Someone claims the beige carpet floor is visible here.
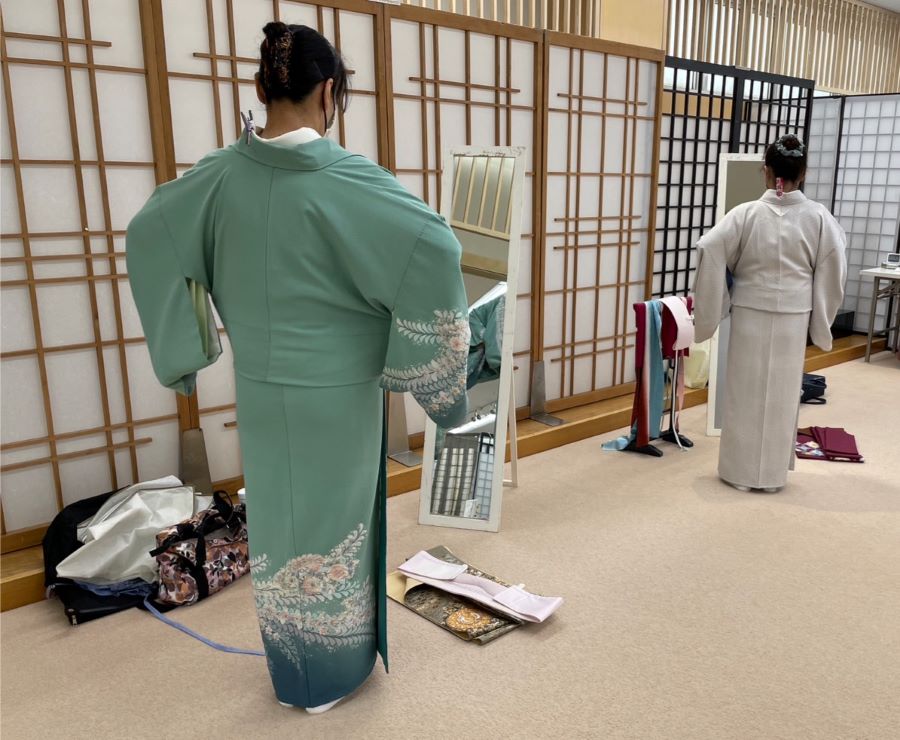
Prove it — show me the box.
[2,353,899,740]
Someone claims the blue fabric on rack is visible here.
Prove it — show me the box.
[603,300,666,450]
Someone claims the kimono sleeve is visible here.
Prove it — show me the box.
[126,190,222,396]
[808,216,847,352]
[380,218,470,429]
[692,208,744,343]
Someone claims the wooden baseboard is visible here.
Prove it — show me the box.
[1,547,45,612]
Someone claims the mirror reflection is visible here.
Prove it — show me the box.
[429,154,516,521]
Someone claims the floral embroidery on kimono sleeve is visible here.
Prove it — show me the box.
[251,524,375,662]
[381,309,470,421]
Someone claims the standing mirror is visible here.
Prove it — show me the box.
[707,152,766,436]
[418,147,526,532]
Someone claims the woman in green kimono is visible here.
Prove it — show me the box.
[126,23,469,712]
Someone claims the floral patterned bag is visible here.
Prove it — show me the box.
[150,491,249,606]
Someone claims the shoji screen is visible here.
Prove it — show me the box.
[0,0,179,533]
[388,6,541,422]
[542,35,661,405]
[653,58,813,300]
[654,63,731,297]
[737,79,812,154]
[833,95,900,332]
[160,0,385,483]
[804,96,842,208]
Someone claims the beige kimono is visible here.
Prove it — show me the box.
[693,190,847,489]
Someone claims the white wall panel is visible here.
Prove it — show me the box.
[0,0,177,530]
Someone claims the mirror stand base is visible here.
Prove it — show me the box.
[623,440,664,457]
[529,361,566,427]
[529,412,564,427]
[388,451,423,467]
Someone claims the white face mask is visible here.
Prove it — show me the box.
[322,87,335,135]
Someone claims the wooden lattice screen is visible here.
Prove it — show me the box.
[0,0,664,544]
[539,34,663,410]
[1,0,181,541]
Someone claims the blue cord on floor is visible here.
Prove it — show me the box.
[143,597,265,657]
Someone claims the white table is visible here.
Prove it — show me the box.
[860,266,900,362]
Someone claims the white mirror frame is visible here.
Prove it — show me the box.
[418,146,527,533]
[707,152,766,437]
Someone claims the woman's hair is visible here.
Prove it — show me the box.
[764,134,807,182]
[258,23,349,111]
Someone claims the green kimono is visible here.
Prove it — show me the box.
[126,134,469,707]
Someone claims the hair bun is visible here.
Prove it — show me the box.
[775,134,805,158]
[262,21,289,40]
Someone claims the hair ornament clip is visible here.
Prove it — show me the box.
[241,110,254,144]
[774,136,805,158]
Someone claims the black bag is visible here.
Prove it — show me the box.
[801,373,827,405]
[43,489,147,625]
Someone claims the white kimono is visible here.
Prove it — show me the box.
[692,190,847,489]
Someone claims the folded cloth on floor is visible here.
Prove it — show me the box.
[796,426,864,463]
[56,477,211,585]
[398,550,563,623]
[72,578,155,598]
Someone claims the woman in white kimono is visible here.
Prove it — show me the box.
[692,135,847,492]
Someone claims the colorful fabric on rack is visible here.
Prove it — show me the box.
[603,301,666,450]
[660,296,693,429]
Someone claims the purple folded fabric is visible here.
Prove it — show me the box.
[809,426,864,463]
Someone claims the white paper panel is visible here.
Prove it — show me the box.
[102,346,127,426]
[1,287,34,353]
[59,450,113,507]
[0,466,58,531]
[0,68,12,163]
[106,167,158,231]
[396,394,424,437]
[88,0,145,69]
[136,420,181,483]
[8,65,72,161]
[201,410,243,482]
[342,95,379,161]
[277,1,319,29]
[161,0,212,76]
[126,343,178,419]
[170,79,220,163]
[0,357,47,444]
[20,166,82,233]
[0,0,60,37]
[46,351,104,433]
[96,72,154,162]
[36,283,95,346]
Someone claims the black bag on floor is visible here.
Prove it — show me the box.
[801,373,827,405]
[43,489,146,625]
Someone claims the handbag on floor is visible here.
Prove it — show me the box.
[800,373,827,404]
[43,488,147,625]
[150,491,250,606]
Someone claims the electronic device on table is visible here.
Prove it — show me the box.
[882,253,900,269]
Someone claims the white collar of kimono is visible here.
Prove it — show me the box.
[251,126,321,148]
[761,189,807,205]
